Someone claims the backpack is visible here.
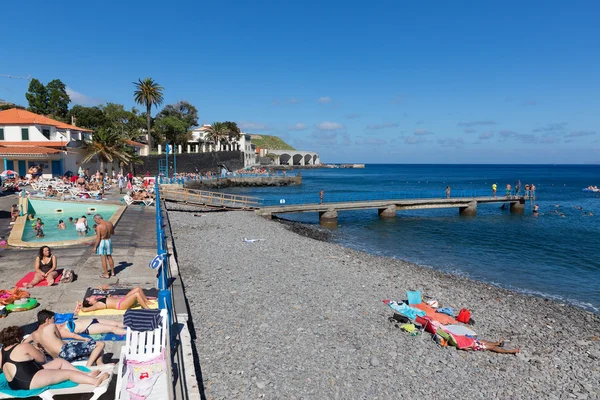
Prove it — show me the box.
[456,308,471,324]
[60,269,76,283]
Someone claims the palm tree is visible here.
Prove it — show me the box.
[203,122,229,151]
[223,121,241,150]
[133,78,164,151]
[82,127,133,173]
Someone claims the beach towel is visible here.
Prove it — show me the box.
[413,303,458,325]
[447,333,476,350]
[0,288,30,306]
[75,300,159,316]
[444,324,477,337]
[64,332,126,341]
[436,307,454,316]
[383,300,426,320]
[15,270,63,288]
[0,365,90,397]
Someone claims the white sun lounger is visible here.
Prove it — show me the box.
[115,309,169,400]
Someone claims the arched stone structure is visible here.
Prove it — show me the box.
[266,150,321,166]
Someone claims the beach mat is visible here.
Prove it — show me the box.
[75,300,159,316]
[15,270,63,288]
[64,332,126,341]
[83,287,159,300]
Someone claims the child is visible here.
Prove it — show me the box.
[57,220,66,229]
[75,216,88,236]
[92,224,98,234]
[68,217,74,224]
[35,218,45,238]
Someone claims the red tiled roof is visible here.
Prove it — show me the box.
[0,108,93,132]
[0,141,68,147]
[0,146,63,155]
[125,139,146,147]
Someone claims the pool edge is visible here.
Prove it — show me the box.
[8,201,127,248]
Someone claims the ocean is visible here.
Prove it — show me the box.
[223,164,600,313]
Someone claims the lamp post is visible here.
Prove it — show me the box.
[173,142,177,178]
[165,142,169,179]
[60,137,64,176]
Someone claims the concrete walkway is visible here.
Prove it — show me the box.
[0,191,159,399]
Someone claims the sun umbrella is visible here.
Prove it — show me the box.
[0,170,18,177]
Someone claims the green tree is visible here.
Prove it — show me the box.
[102,103,146,139]
[82,127,132,173]
[223,121,241,145]
[203,122,229,151]
[133,78,164,150]
[25,78,48,115]
[0,103,26,111]
[154,115,190,147]
[68,105,106,130]
[155,101,198,131]
[46,79,70,120]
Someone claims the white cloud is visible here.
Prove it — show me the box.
[66,87,102,106]
[315,121,344,131]
[289,98,299,104]
[404,136,427,145]
[288,123,307,131]
[366,122,399,130]
[317,96,332,104]
[414,129,434,135]
[239,121,271,131]
[479,132,494,140]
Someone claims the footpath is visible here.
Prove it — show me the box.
[0,192,199,399]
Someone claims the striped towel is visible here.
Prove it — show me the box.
[123,309,162,331]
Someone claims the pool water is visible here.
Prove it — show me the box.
[22,199,120,243]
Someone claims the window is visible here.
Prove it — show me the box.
[42,129,50,140]
[0,128,4,140]
[21,128,29,140]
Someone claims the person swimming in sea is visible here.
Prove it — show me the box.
[533,205,539,214]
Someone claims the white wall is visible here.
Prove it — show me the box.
[0,124,69,142]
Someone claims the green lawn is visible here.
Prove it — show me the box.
[250,134,295,150]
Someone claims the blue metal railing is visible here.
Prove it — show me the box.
[154,178,172,320]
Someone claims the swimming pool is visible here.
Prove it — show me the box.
[21,199,121,243]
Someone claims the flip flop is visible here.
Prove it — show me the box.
[99,275,110,279]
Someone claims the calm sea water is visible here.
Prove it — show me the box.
[224,165,600,313]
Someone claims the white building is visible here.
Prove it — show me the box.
[0,108,144,177]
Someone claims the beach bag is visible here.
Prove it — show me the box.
[456,308,471,324]
[60,269,75,283]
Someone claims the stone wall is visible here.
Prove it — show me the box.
[133,151,244,176]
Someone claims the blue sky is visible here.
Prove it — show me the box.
[1,0,599,164]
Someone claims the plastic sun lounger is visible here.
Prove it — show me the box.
[123,194,154,206]
[0,362,114,400]
[115,309,169,400]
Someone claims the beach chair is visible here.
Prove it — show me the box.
[115,309,169,400]
[0,362,114,400]
[123,194,154,206]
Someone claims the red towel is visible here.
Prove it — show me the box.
[15,270,63,288]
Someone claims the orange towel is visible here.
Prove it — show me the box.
[413,303,458,325]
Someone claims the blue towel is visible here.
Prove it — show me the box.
[124,309,162,332]
[54,312,75,324]
[0,366,90,397]
[64,332,126,341]
[406,290,422,305]
[387,301,426,320]
[436,307,455,316]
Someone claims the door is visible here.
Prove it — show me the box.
[18,160,26,177]
[5,160,14,171]
[51,160,62,177]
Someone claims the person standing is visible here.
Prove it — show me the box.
[530,184,536,198]
[445,186,451,198]
[515,180,521,196]
[492,183,497,197]
[505,183,511,197]
[93,214,115,279]
[319,190,324,204]
[118,173,125,194]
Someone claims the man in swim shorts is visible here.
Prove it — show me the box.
[94,214,115,279]
[27,310,105,367]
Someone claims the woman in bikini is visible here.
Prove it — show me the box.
[81,287,151,312]
[25,246,58,288]
[0,326,109,391]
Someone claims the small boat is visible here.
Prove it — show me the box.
[582,187,600,192]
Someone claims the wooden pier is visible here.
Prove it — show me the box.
[160,186,262,210]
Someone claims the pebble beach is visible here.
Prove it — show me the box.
[169,208,600,399]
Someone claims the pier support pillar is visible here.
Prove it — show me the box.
[510,197,525,214]
[459,201,477,216]
[378,205,397,218]
[319,209,338,228]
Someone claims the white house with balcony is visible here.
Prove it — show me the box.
[0,108,130,177]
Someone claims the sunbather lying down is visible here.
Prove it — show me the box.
[462,338,520,354]
[81,287,151,312]
[60,317,126,337]
[0,326,109,391]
